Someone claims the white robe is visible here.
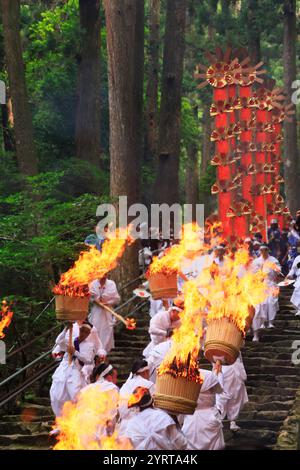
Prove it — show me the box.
[182,369,225,450]
[147,339,172,383]
[143,310,180,358]
[52,323,107,386]
[252,255,280,329]
[288,255,300,310]
[50,329,94,417]
[118,375,155,435]
[216,354,248,421]
[124,407,187,450]
[88,279,120,352]
[149,298,163,318]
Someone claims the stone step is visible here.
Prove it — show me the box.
[247,394,296,403]
[0,414,54,423]
[0,432,51,447]
[238,410,289,421]
[243,400,294,411]
[18,403,53,417]
[244,367,300,376]
[0,421,51,435]
[235,419,282,432]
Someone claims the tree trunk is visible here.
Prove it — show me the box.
[1,0,38,176]
[247,0,261,63]
[104,0,144,285]
[1,101,14,152]
[283,0,299,215]
[75,0,102,168]
[185,143,199,208]
[144,0,160,166]
[201,104,212,175]
[154,0,187,206]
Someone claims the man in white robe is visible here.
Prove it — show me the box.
[215,353,248,432]
[251,245,281,340]
[124,387,187,450]
[182,368,225,450]
[52,321,107,386]
[147,335,173,383]
[88,275,120,352]
[50,324,94,417]
[286,245,300,316]
[143,306,181,358]
[118,359,154,435]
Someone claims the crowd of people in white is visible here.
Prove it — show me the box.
[49,219,300,450]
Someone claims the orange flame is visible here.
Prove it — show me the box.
[127,386,150,408]
[125,318,136,330]
[199,248,268,333]
[53,227,134,297]
[158,245,270,381]
[147,223,205,277]
[0,300,13,339]
[158,281,206,383]
[53,386,132,450]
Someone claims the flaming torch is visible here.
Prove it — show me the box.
[0,300,13,339]
[154,281,206,415]
[53,227,134,322]
[146,223,204,300]
[201,248,268,364]
[53,227,136,363]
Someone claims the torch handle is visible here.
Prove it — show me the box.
[98,301,127,326]
[68,323,73,366]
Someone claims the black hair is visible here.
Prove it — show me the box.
[131,358,148,375]
[91,362,114,383]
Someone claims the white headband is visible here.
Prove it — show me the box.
[99,364,113,378]
[136,366,149,374]
[171,306,182,313]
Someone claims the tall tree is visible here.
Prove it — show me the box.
[154,0,187,206]
[144,0,160,167]
[247,0,261,63]
[283,0,299,215]
[185,104,199,216]
[75,0,102,168]
[104,0,144,284]
[1,0,38,176]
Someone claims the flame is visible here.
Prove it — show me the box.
[127,386,150,408]
[158,281,206,383]
[199,248,268,333]
[53,227,134,297]
[147,223,205,277]
[53,386,132,450]
[125,318,136,330]
[158,245,270,381]
[0,300,13,339]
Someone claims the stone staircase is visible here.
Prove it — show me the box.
[224,285,300,449]
[1,287,300,450]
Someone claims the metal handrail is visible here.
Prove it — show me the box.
[0,362,58,408]
[6,324,61,360]
[0,349,52,388]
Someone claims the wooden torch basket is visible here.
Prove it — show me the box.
[154,374,201,415]
[204,317,243,365]
[148,272,178,300]
[55,295,89,321]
